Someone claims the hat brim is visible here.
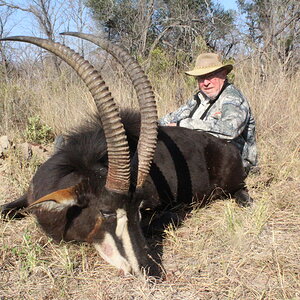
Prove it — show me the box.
[185,64,233,77]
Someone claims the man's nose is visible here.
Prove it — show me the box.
[203,79,211,85]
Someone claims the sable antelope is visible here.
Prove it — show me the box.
[1,34,252,278]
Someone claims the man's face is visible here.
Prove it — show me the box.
[197,69,227,100]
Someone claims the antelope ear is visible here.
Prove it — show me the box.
[28,186,77,211]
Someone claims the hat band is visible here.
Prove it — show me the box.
[195,64,224,69]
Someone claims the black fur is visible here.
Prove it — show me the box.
[1,109,250,277]
[2,109,249,228]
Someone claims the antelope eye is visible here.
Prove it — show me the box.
[99,167,108,177]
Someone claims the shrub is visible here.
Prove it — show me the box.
[25,115,54,145]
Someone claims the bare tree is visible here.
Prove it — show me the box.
[237,0,300,75]
[63,0,91,56]
[0,0,66,72]
[134,0,155,57]
[86,0,236,72]
[0,5,14,81]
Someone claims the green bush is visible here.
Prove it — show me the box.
[224,57,235,83]
[25,116,54,145]
[148,48,173,74]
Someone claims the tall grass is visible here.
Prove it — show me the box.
[0,55,299,299]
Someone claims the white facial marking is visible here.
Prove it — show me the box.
[94,209,144,277]
[116,209,142,276]
[138,201,144,221]
[115,208,128,238]
[93,233,132,274]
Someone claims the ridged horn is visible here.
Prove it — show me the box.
[60,32,158,189]
[1,36,130,193]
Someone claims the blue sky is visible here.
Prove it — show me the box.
[221,0,238,10]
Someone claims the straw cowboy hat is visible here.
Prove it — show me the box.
[185,53,233,77]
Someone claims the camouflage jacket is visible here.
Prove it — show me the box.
[159,82,258,170]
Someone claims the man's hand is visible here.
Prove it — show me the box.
[168,123,177,127]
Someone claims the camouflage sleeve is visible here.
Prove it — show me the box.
[179,98,249,140]
[158,98,197,126]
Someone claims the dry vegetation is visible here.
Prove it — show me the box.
[0,55,299,299]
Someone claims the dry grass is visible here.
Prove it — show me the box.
[0,57,299,299]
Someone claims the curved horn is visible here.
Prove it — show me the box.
[60,32,158,188]
[1,36,130,193]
